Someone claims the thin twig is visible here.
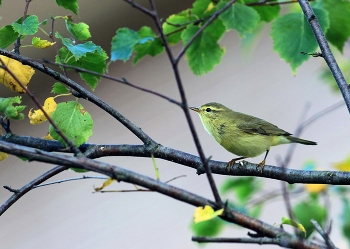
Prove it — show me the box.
[148,0,223,206]
[310,219,337,249]
[14,0,32,54]
[41,59,182,106]
[175,0,236,64]
[34,175,108,188]
[248,0,301,6]
[0,166,67,215]
[0,58,82,156]
[0,49,156,147]
[299,101,344,130]
[122,0,155,16]
[278,156,297,225]
[278,104,311,229]
[247,187,304,208]
[0,117,12,134]
[298,0,350,113]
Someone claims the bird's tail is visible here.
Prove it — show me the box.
[287,136,317,145]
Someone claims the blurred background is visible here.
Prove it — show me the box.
[0,1,349,248]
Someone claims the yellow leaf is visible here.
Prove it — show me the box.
[305,184,328,193]
[205,2,215,13]
[94,177,115,192]
[0,152,8,161]
[0,55,35,93]
[194,205,224,223]
[32,37,56,49]
[28,97,57,125]
[281,217,306,237]
[333,154,350,171]
[43,133,55,140]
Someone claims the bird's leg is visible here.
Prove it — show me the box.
[257,150,269,173]
[227,156,246,172]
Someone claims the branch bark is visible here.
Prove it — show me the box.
[0,140,324,249]
[298,0,350,113]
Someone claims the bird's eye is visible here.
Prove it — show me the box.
[206,108,212,112]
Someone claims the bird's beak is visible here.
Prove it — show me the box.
[189,107,200,113]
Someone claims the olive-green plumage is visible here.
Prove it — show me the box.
[190,102,316,168]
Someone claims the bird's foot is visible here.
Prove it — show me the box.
[226,157,246,173]
[256,159,266,173]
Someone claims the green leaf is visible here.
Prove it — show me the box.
[0,25,18,48]
[57,46,108,90]
[281,217,306,237]
[65,19,91,41]
[314,0,350,52]
[11,15,39,35]
[341,198,350,244]
[163,10,193,44]
[250,0,280,22]
[221,177,261,204]
[192,0,216,17]
[0,96,26,120]
[56,0,78,15]
[271,8,329,73]
[133,26,164,64]
[70,167,90,173]
[181,19,225,75]
[190,217,224,237]
[51,82,70,94]
[111,28,140,61]
[218,2,260,36]
[49,101,93,147]
[293,199,327,238]
[56,32,99,60]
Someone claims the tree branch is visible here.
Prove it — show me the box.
[2,136,350,185]
[175,0,236,64]
[311,219,337,249]
[0,49,156,148]
[0,58,82,156]
[298,0,350,113]
[41,59,182,106]
[0,140,325,249]
[148,0,223,205]
[0,165,67,215]
[192,236,288,246]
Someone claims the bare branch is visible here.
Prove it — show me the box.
[41,59,182,106]
[0,140,325,248]
[311,219,337,249]
[192,236,285,246]
[2,136,350,184]
[0,166,67,215]
[148,0,223,206]
[298,0,350,113]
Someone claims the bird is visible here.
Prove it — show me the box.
[189,102,316,172]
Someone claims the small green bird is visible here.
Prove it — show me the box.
[190,102,317,171]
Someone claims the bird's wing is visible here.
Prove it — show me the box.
[237,120,291,136]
